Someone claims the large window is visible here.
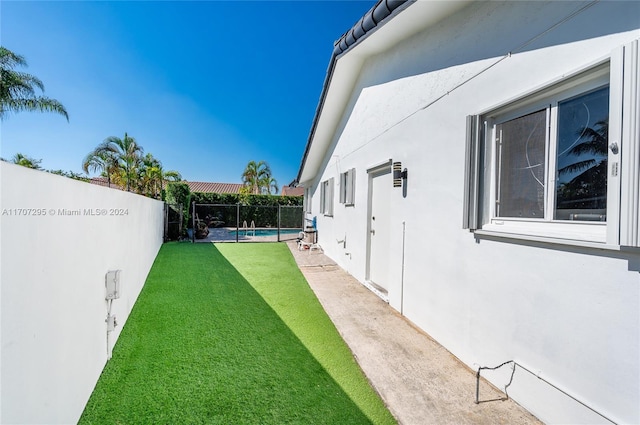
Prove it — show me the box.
[495,86,609,222]
[339,168,355,206]
[320,178,334,216]
[464,41,640,247]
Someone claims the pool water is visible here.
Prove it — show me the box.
[229,228,302,237]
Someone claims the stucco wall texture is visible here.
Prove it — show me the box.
[1,162,164,424]
[302,2,640,423]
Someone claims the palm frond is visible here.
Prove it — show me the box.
[558,159,597,175]
[0,47,67,121]
[11,152,42,169]
[0,47,27,68]
[164,170,182,181]
[567,139,607,157]
[3,97,68,121]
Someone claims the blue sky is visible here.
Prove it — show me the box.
[1,0,372,189]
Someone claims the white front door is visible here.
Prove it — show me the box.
[367,167,391,293]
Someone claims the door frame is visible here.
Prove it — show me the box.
[365,160,392,298]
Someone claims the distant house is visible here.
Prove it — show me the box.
[89,178,243,194]
[281,186,304,197]
[89,177,121,189]
[185,181,243,194]
[295,1,639,424]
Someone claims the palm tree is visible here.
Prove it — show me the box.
[84,135,181,197]
[10,152,42,169]
[137,153,161,196]
[262,176,279,195]
[163,170,182,182]
[241,160,262,194]
[163,169,182,189]
[0,46,68,121]
[104,133,143,192]
[241,160,277,194]
[82,141,119,188]
[137,153,181,198]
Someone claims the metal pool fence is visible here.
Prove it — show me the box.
[190,203,304,243]
[164,202,184,241]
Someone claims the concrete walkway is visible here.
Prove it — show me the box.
[287,242,541,425]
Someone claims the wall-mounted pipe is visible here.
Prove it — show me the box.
[400,221,406,315]
[105,270,121,359]
[105,299,117,359]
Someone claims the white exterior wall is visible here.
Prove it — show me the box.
[302,2,640,424]
[0,162,164,424]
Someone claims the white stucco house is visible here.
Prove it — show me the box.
[294,1,640,423]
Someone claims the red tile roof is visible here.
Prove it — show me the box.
[281,186,304,196]
[186,182,243,194]
[89,177,124,190]
[89,178,242,194]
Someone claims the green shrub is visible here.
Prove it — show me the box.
[191,193,303,229]
[165,182,191,237]
[191,192,302,206]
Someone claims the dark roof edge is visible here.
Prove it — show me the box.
[294,0,414,186]
[332,0,410,57]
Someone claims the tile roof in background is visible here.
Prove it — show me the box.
[186,182,243,194]
[281,186,304,196]
[89,178,243,194]
[88,179,310,196]
[89,177,124,190]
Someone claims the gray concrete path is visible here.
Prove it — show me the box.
[287,242,541,425]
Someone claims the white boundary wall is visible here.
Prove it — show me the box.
[0,162,164,424]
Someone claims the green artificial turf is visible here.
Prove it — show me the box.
[79,242,396,425]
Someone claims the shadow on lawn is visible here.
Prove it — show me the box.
[79,242,391,425]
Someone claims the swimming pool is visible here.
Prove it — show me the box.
[229,228,302,237]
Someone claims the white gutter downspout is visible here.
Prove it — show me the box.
[400,221,406,315]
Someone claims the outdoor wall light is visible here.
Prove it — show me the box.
[393,162,403,187]
[393,162,408,197]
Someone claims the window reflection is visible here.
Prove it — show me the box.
[555,87,609,221]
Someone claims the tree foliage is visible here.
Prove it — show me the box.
[48,169,90,182]
[83,134,181,198]
[165,182,191,238]
[0,46,68,121]
[2,153,88,182]
[105,133,143,192]
[191,192,303,229]
[557,119,608,209]
[241,160,279,195]
[191,192,302,207]
[9,152,42,169]
[82,141,119,188]
[137,153,182,199]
